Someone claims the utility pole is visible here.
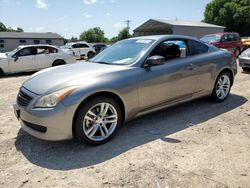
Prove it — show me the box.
[125,20,131,30]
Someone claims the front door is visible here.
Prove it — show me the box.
[138,39,198,110]
[9,47,36,73]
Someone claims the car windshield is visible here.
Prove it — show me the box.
[6,47,22,57]
[200,34,221,43]
[91,39,154,65]
[242,48,250,56]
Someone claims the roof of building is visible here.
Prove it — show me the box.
[0,32,63,39]
[134,19,225,31]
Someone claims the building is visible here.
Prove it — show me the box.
[134,19,225,38]
[0,32,64,52]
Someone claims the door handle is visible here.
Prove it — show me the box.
[186,64,194,70]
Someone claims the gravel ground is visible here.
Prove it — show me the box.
[0,67,250,188]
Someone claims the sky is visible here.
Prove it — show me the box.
[0,0,211,39]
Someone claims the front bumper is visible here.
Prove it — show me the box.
[239,57,250,68]
[13,87,77,141]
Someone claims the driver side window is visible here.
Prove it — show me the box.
[150,39,188,62]
[17,47,36,57]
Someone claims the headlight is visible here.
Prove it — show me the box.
[34,86,78,108]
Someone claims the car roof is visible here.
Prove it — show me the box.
[18,44,58,49]
[127,35,199,41]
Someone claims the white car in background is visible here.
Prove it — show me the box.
[0,44,76,76]
[61,42,95,59]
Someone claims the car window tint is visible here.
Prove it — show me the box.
[17,48,36,57]
[72,44,78,48]
[150,40,187,61]
[49,47,58,53]
[79,43,89,48]
[228,34,235,41]
[189,40,208,55]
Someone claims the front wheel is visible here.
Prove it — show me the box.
[74,97,122,145]
[211,72,231,102]
[87,51,95,59]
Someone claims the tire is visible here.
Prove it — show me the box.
[73,96,122,145]
[52,60,66,67]
[242,67,250,72]
[87,51,95,59]
[0,68,4,77]
[234,48,241,57]
[211,71,232,102]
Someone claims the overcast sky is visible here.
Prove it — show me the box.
[0,0,211,39]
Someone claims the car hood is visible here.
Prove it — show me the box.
[23,62,127,95]
[0,53,7,60]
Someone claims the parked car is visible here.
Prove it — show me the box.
[241,37,250,50]
[0,44,76,76]
[91,43,107,54]
[200,32,243,57]
[13,35,237,145]
[239,48,250,71]
[61,42,95,59]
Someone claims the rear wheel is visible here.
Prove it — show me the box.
[73,96,122,145]
[211,72,232,102]
[242,67,250,72]
[52,60,66,67]
[87,51,95,59]
[0,68,4,77]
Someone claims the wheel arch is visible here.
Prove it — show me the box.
[52,59,66,66]
[0,67,4,76]
[72,91,126,138]
[216,67,234,86]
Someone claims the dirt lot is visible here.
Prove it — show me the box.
[0,67,250,188]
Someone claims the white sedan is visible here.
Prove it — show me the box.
[0,44,76,76]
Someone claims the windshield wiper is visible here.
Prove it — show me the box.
[92,61,111,65]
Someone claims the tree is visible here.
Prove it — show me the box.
[109,28,132,43]
[16,27,24,32]
[79,27,107,43]
[0,22,7,32]
[204,0,250,36]
[0,21,24,32]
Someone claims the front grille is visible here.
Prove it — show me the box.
[22,120,47,133]
[17,90,33,107]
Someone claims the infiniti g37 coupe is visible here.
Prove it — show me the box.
[13,35,237,145]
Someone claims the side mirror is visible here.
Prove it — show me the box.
[144,55,165,68]
[12,54,18,62]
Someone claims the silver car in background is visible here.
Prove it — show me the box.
[13,35,237,145]
[239,48,250,71]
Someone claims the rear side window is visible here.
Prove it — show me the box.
[189,40,208,55]
[234,34,241,41]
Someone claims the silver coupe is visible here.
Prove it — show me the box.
[13,35,237,145]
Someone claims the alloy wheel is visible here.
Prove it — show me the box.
[216,75,231,100]
[83,102,118,141]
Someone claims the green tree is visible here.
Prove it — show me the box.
[0,22,7,31]
[109,28,132,43]
[16,27,24,32]
[204,0,250,36]
[79,27,107,43]
[0,21,24,32]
